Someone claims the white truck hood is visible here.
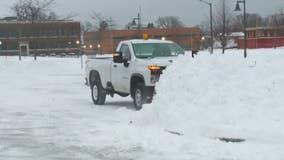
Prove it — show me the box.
[136,56,177,67]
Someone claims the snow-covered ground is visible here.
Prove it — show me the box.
[0,49,284,160]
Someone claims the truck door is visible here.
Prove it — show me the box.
[111,44,131,93]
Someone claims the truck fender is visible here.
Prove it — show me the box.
[130,74,145,98]
[89,70,101,88]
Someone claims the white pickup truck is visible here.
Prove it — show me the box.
[85,39,184,110]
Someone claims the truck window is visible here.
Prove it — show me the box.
[132,43,184,58]
[119,44,131,61]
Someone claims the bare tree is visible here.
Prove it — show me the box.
[199,19,210,34]
[60,12,78,21]
[265,8,284,44]
[89,12,117,54]
[213,0,233,53]
[147,23,155,28]
[125,21,133,29]
[269,9,284,26]
[81,21,95,32]
[11,0,56,23]
[91,11,117,31]
[232,13,264,31]
[47,11,58,20]
[155,16,184,29]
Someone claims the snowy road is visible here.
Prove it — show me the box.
[0,57,150,160]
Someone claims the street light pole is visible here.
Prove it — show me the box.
[244,0,247,58]
[132,13,141,37]
[235,0,247,58]
[210,2,213,54]
[199,0,213,54]
[0,41,2,57]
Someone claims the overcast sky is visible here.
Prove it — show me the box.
[0,0,283,28]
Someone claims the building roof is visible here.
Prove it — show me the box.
[123,39,174,44]
[0,19,79,24]
[246,26,284,31]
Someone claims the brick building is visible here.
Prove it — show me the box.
[237,26,284,49]
[0,20,81,55]
[83,27,202,54]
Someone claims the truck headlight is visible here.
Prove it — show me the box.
[148,66,165,84]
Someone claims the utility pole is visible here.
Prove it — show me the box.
[235,0,247,58]
[210,2,213,54]
[132,7,142,37]
[199,0,214,54]
[222,0,226,54]
[138,13,141,30]
[244,0,247,58]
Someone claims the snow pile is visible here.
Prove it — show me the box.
[138,49,284,159]
[1,50,284,160]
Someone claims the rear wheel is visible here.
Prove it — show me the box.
[91,78,106,105]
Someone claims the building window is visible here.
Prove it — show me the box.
[131,36,141,39]
[176,34,193,38]
[61,29,65,36]
[113,36,125,40]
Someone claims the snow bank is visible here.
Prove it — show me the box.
[136,49,284,159]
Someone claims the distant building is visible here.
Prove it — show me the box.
[0,19,81,56]
[83,27,202,54]
[237,26,284,49]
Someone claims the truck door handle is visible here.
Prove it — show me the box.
[113,64,117,68]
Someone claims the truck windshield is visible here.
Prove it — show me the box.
[132,43,185,58]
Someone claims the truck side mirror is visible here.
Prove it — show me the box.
[113,52,123,63]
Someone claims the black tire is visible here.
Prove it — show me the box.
[91,77,106,105]
[133,83,145,110]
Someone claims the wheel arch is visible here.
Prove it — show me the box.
[90,70,106,105]
[130,73,145,98]
[89,70,101,87]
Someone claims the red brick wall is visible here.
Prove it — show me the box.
[237,37,284,49]
[83,27,202,54]
[0,21,81,55]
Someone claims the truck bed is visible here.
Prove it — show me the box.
[86,55,113,60]
[86,56,113,88]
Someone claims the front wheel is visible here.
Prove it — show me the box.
[133,83,145,110]
[91,79,106,105]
